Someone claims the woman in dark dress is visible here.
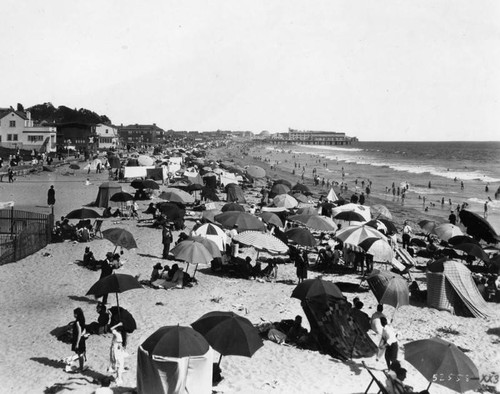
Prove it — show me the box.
[71,307,87,371]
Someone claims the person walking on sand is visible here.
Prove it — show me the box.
[484,200,489,218]
[378,316,399,369]
[47,185,56,206]
[162,224,173,259]
[71,307,88,372]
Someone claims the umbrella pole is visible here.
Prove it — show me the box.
[217,354,223,367]
[426,381,433,391]
[115,293,122,322]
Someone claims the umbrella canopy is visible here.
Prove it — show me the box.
[331,203,372,222]
[335,224,386,245]
[200,209,217,223]
[109,191,134,203]
[258,212,284,228]
[418,220,439,233]
[334,211,367,223]
[459,209,500,244]
[273,194,298,209]
[291,278,345,302]
[285,227,318,247]
[233,231,289,253]
[269,183,290,198]
[191,311,263,359]
[404,337,480,393]
[131,179,159,190]
[370,204,392,220]
[108,156,121,169]
[214,212,266,232]
[141,325,210,358]
[188,236,222,258]
[366,270,409,309]
[453,243,490,263]
[171,240,214,265]
[221,202,245,212]
[290,193,310,203]
[365,219,388,234]
[159,188,195,204]
[109,306,137,333]
[246,165,266,179]
[86,273,143,310]
[288,214,338,232]
[291,183,310,194]
[447,235,479,246]
[433,223,464,242]
[66,208,101,219]
[191,223,227,251]
[137,155,155,166]
[273,179,293,189]
[102,228,138,250]
[357,237,394,262]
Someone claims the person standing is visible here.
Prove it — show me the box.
[484,201,489,218]
[295,248,308,283]
[47,185,56,206]
[402,221,412,250]
[162,224,173,259]
[71,307,87,371]
[449,211,457,225]
[378,316,399,368]
[8,167,14,183]
[99,252,115,304]
[108,322,126,385]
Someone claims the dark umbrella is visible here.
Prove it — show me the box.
[459,209,500,244]
[110,192,134,203]
[221,202,245,212]
[453,243,490,263]
[109,306,137,333]
[141,325,209,358]
[447,235,479,246]
[269,183,290,198]
[258,212,284,228]
[334,211,367,223]
[156,202,185,219]
[66,208,101,219]
[191,311,263,366]
[291,278,344,302]
[285,227,318,247]
[130,179,159,190]
[273,179,292,189]
[404,337,480,393]
[86,273,143,310]
[291,183,310,194]
[378,219,398,234]
[102,228,138,252]
[214,211,267,232]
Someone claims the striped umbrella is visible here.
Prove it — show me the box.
[234,231,289,254]
[335,224,386,245]
[273,194,298,209]
[288,214,337,232]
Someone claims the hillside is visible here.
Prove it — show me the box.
[26,102,111,125]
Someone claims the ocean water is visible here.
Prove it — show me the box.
[268,141,500,234]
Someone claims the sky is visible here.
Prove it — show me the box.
[1,0,499,141]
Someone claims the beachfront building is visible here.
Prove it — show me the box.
[56,122,98,158]
[118,123,165,148]
[268,128,357,145]
[95,123,119,150]
[0,107,57,153]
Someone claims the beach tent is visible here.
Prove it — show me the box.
[95,182,122,208]
[300,295,377,360]
[137,345,213,394]
[426,259,491,318]
[225,184,246,203]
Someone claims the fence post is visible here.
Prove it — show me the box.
[10,206,14,237]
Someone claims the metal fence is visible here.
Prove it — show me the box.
[0,208,53,265]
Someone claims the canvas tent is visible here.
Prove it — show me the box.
[225,183,246,204]
[95,182,122,208]
[137,346,213,394]
[427,259,491,318]
[301,295,377,361]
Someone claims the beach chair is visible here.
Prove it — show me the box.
[92,219,103,238]
[362,362,389,394]
[393,248,415,281]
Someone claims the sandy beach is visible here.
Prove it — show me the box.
[0,145,499,394]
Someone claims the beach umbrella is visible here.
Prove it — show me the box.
[109,306,137,333]
[188,236,222,258]
[288,214,337,232]
[296,206,319,215]
[418,220,439,233]
[258,212,284,228]
[333,211,367,223]
[233,231,289,254]
[274,179,293,189]
[291,183,310,194]
[214,212,266,232]
[366,270,409,310]
[269,183,290,198]
[159,188,195,204]
[246,165,266,179]
[378,219,398,234]
[433,223,463,242]
[365,219,388,234]
[108,156,121,169]
[126,158,139,166]
[370,204,392,220]
[130,179,159,190]
[171,240,213,264]
[291,278,344,302]
[102,228,138,251]
[284,227,318,248]
[137,155,155,166]
[453,243,490,263]
[66,208,101,219]
[459,209,500,244]
[290,192,310,203]
[69,163,80,170]
[404,337,480,393]
[86,273,143,310]
[201,209,217,223]
[447,235,479,246]
[141,325,209,358]
[273,194,298,209]
[191,311,263,366]
[156,202,185,219]
[335,224,386,245]
[357,237,394,263]
[109,191,134,203]
[221,202,245,212]
[191,223,228,251]
[331,203,371,222]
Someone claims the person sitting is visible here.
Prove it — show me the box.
[52,221,64,242]
[86,303,110,335]
[317,246,334,269]
[60,219,77,240]
[102,207,112,218]
[83,247,98,269]
[150,263,163,282]
[370,304,386,335]
[251,261,262,278]
[76,226,91,242]
[152,214,168,228]
[152,264,184,289]
[143,203,158,219]
[409,281,427,303]
[112,208,124,217]
[261,261,278,281]
[286,315,308,346]
[350,300,371,332]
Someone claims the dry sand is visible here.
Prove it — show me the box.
[0,150,499,394]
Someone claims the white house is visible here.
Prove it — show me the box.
[0,107,56,152]
[95,123,119,150]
